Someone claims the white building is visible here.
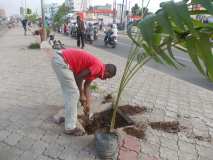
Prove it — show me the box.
[65,0,89,11]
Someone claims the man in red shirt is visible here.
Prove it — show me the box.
[51,48,116,136]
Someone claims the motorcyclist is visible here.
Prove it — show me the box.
[104,24,118,42]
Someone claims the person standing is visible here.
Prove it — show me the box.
[21,18,27,36]
[76,16,85,49]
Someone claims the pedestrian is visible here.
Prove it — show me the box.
[40,42,117,136]
[76,16,85,49]
[64,23,68,35]
[21,18,27,36]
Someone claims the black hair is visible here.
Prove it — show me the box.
[105,64,116,77]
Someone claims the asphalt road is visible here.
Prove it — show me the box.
[90,32,213,91]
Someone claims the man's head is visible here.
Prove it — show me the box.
[103,64,117,79]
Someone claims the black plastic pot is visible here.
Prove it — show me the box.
[95,131,119,160]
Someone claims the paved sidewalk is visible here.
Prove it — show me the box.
[0,27,213,160]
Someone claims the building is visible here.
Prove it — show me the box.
[191,3,213,24]
[87,4,116,25]
[44,3,59,19]
[0,9,6,17]
[93,4,112,10]
[65,0,89,11]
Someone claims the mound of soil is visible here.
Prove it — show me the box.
[123,125,147,139]
[78,109,133,135]
[119,105,147,116]
[149,121,181,133]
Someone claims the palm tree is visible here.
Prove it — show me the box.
[110,0,213,131]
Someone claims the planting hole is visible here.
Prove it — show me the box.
[78,109,134,135]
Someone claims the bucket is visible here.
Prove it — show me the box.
[95,132,119,160]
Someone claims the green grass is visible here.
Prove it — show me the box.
[28,42,40,49]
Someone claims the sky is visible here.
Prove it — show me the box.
[0,0,180,16]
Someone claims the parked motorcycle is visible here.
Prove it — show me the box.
[85,23,94,44]
[94,26,98,40]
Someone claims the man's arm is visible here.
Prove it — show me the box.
[84,80,92,113]
[74,69,91,101]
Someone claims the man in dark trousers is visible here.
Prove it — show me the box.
[76,16,85,49]
[21,18,27,36]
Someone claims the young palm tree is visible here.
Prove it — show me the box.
[110,0,213,131]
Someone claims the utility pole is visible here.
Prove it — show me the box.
[124,0,128,31]
[24,0,26,15]
[113,0,116,23]
[120,0,125,25]
[141,0,144,18]
[41,0,46,41]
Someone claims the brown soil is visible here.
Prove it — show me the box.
[119,105,147,116]
[194,135,212,142]
[123,124,147,139]
[149,121,181,133]
[78,109,133,135]
[102,94,113,104]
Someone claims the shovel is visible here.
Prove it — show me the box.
[78,101,93,120]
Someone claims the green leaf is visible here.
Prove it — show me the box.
[196,33,213,81]
[142,44,164,64]
[138,15,156,46]
[155,10,174,36]
[154,47,179,68]
[185,36,206,76]
[175,1,194,31]
[166,39,185,67]
[160,1,185,31]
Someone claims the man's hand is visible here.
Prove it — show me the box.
[83,104,90,115]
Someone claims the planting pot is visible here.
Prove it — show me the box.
[95,131,119,160]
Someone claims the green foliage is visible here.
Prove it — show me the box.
[26,8,32,15]
[28,42,40,49]
[129,0,213,80]
[26,13,39,23]
[90,83,99,92]
[110,0,213,131]
[53,3,70,28]
[131,3,151,17]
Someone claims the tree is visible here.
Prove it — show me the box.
[131,4,151,17]
[131,4,141,16]
[110,0,213,130]
[53,3,69,28]
[26,13,39,23]
[26,8,32,15]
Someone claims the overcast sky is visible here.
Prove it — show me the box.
[0,0,180,16]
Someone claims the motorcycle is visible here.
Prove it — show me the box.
[48,34,65,49]
[93,26,98,40]
[104,31,117,48]
[85,24,94,44]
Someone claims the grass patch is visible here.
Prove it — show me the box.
[28,42,40,49]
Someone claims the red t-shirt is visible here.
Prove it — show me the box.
[61,48,105,81]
